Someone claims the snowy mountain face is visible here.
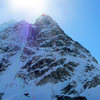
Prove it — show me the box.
[0,15,100,100]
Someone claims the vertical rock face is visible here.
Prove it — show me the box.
[0,15,100,100]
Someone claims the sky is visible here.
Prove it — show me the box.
[0,0,100,64]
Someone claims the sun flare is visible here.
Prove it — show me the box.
[9,0,48,15]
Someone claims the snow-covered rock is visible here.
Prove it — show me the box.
[0,15,100,100]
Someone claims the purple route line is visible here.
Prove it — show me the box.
[42,14,44,16]
[33,78,37,99]
[33,87,35,99]
[33,80,35,99]
[51,23,57,70]
[33,15,58,99]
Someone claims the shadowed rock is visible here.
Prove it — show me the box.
[0,93,4,100]
[56,95,87,100]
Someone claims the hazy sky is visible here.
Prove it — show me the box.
[0,0,100,63]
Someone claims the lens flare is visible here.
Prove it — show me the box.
[9,0,48,15]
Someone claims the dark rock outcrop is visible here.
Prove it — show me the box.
[0,93,4,100]
[56,95,87,100]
